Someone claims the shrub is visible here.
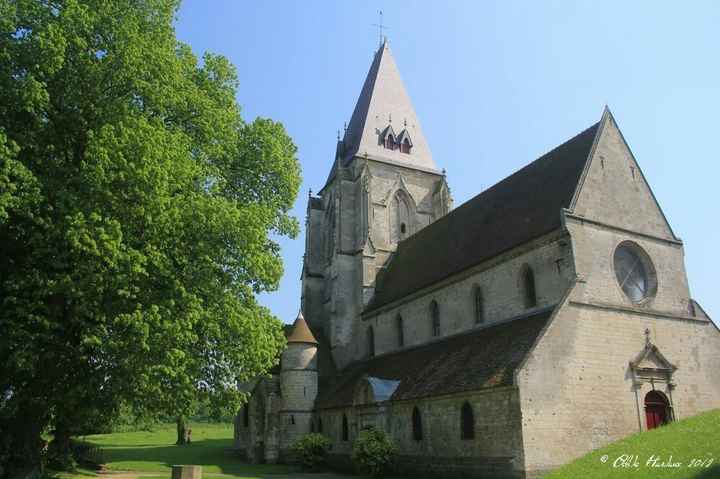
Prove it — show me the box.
[291,433,331,471]
[352,428,397,478]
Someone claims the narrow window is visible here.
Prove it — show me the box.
[385,134,395,150]
[243,404,249,427]
[291,415,295,425]
[430,300,440,337]
[412,406,423,441]
[396,314,404,347]
[473,286,484,324]
[368,326,375,358]
[342,414,349,441]
[523,266,537,308]
[401,138,411,153]
[461,402,475,440]
[318,417,323,433]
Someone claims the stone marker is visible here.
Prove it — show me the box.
[171,465,201,479]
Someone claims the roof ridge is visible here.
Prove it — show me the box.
[316,307,555,409]
[415,121,602,241]
[391,121,601,252]
[356,305,556,366]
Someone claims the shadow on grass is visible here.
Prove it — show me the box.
[692,465,720,479]
[101,438,295,475]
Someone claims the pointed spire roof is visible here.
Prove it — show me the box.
[341,40,438,173]
[286,310,318,345]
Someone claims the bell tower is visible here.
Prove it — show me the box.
[301,40,452,368]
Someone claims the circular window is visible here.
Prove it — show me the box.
[613,242,657,303]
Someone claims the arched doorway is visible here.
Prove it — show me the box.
[645,390,670,429]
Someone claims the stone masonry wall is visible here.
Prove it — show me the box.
[317,387,525,478]
[361,233,575,359]
[516,216,720,475]
[518,297,720,476]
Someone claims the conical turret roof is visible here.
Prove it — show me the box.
[286,310,318,345]
[341,40,438,173]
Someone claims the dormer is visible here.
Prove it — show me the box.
[397,128,412,154]
[380,125,397,150]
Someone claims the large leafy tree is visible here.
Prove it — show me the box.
[0,0,299,471]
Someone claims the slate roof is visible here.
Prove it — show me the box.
[316,307,553,409]
[287,311,318,344]
[341,40,436,172]
[320,41,439,193]
[365,122,600,313]
[271,318,334,376]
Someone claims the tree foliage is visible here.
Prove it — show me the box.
[352,428,397,478]
[291,433,331,471]
[0,0,300,472]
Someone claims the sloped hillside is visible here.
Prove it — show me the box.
[544,409,720,479]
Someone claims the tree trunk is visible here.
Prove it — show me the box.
[1,409,45,478]
[176,416,186,445]
[49,421,74,470]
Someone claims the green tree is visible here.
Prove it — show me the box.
[0,0,300,473]
[352,428,397,478]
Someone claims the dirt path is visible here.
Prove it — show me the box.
[98,470,356,479]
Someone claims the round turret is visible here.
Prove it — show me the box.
[280,311,318,410]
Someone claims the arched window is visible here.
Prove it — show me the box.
[368,326,375,358]
[325,203,335,262]
[412,406,423,441]
[430,300,440,337]
[384,134,395,150]
[396,314,404,347]
[461,402,475,440]
[645,391,671,429]
[342,414,349,441]
[401,138,411,154]
[390,191,412,244]
[473,286,484,324]
[243,404,249,427]
[523,266,537,308]
[318,417,323,433]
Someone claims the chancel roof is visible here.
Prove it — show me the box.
[316,308,553,409]
[365,121,601,313]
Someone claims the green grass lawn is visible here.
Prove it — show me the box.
[543,409,720,479]
[74,422,296,478]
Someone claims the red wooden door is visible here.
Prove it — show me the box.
[644,391,669,430]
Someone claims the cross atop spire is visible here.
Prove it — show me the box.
[372,10,388,49]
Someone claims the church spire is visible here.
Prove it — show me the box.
[342,40,438,172]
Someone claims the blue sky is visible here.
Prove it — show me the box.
[175,1,720,324]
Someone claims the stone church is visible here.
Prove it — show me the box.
[234,40,720,478]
